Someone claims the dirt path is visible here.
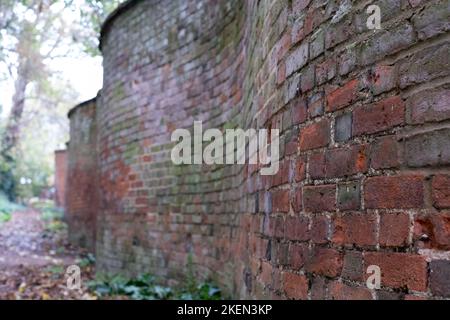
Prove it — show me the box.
[0,209,95,299]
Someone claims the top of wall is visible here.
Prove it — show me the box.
[67,96,97,119]
[99,0,142,51]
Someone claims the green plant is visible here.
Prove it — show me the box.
[87,273,222,300]
[33,199,67,234]
[87,273,171,300]
[176,282,222,300]
[44,220,67,233]
[0,192,24,224]
[0,211,11,223]
[41,208,64,221]
[77,253,96,268]
[45,265,65,274]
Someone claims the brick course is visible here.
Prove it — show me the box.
[64,0,450,299]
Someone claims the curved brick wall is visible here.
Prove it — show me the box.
[75,0,449,299]
[67,98,98,252]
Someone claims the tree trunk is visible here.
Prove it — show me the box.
[1,64,29,156]
[0,55,29,200]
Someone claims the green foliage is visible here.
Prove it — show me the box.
[0,192,24,224]
[88,273,222,300]
[45,265,65,275]
[75,0,126,55]
[0,192,24,213]
[0,155,17,201]
[32,199,67,233]
[77,253,96,268]
[0,212,12,223]
[0,0,125,201]
[41,207,64,221]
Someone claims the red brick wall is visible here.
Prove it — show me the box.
[70,0,449,299]
[54,150,67,208]
[66,98,98,252]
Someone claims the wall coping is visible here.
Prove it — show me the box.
[99,0,143,51]
[67,96,97,119]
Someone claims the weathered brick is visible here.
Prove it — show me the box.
[70,0,450,300]
[292,97,308,125]
[295,156,306,182]
[310,277,327,300]
[272,159,290,187]
[407,86,450,124]
[309,29,324,59]
[272,190,290,213]
[311,215,329,244]
[408,0,425,7]
[292,186,303,213]
[282,272,308,299]
[316,58,336,85]
[337,181,361,211]
[307,91,324,118]
[277,31,291,62]
[267,215,285,238]
[412,0,450,40]
[303,184,336,212]
[399,44,449,89]
[291,17,305,44]
[299,119,330,151]
[285,216,309,241]
[272,241,289,266]
[334,113,352,143]
[66,99,98,251]
[310,145,368,179]
[326,79,360,112]
[430,260,450,298]
[288,243,309,269]
[370,136,400,169]
[293,0,311,12]
[332,213,377,246]
[277,61,286,85]
[367,64,397,95]
[284,128,298,156]
[359,23,415,66]
[414,212,450,250]
[308,151,326,178]
[286,42,309,77]
[353,96,405,136]
[285,73,301,104]
[404,128,450,168]
[338,46,357,75]
[364,252,428,291]
[260,261,273,285]
[379,213,410,247]
[341,251,363,281]
[301,64,315,93]
[325,18,354,50]
[305,247,343,277]
[432,175,450,209]
[328,281,372,300]
[365,175,424,209]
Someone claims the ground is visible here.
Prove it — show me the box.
[0,208,96,300]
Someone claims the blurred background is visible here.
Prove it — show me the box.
[0,0,122,206]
